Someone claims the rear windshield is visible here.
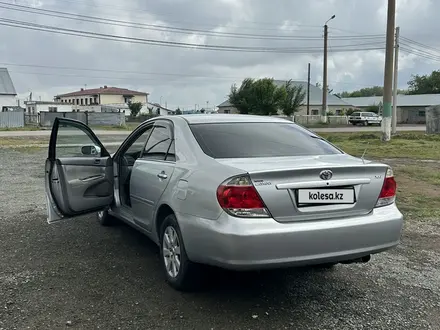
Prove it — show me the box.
[189,122,342,158]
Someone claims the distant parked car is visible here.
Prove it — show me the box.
[45,114,403,291]
[349,112,382,126]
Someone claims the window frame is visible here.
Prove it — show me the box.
[121,125,154,160]
[139,120,176,163]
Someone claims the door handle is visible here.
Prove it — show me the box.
[157,171,168,179]
[94,159,100,165]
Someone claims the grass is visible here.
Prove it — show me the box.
[0,137,48,146]
[89,123,139,131]
[319,132,440,219]
[0,126,43,131]
[320,131,440,160]
[392,164,440,220]
[396,165,440,186]
[397,191,440,220]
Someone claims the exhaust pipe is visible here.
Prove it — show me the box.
[340,255,371,264]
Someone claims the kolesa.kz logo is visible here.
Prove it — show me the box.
[309,191,344,200]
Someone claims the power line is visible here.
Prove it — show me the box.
[7,67,384,89]
[2,62,241,80]
[0,2,386,42]
[400,36,440,54]
[8,70,194,82]
[400,44,440,59]
[400,47,440,63]
[0,17,386,53]
[7,0,348,34]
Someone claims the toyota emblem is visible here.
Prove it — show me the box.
[319,170,333,180]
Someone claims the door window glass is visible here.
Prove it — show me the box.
[56,121,102,158]
[142,124,173,161]
[123,126,153,160]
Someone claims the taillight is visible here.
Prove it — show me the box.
[216,175,270,218]
[375,167,397,207]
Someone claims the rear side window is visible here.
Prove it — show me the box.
[189,122,342,159]
[352,112,360,116]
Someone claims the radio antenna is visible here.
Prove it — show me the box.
[361,142,370,164]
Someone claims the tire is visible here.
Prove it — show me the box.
[97,209,116,226]
[159,214,201,291]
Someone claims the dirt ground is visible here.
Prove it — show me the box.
[0,147,439,330]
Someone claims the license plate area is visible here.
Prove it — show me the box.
[295,186,356,207]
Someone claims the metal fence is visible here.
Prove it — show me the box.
[0,111,24,128]
[39,111,126,127]
[426,105,440,134]
[271,115,349,125]
[24,114,39,125]
[293,115,348,125]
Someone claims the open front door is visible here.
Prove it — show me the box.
[45,118,114,224]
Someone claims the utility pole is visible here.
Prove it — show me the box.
[307,63,311,115]
[382,0,396,141]
[392,26,400,135]
[322,15,335,123]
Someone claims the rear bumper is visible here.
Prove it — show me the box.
[177,204,403,270]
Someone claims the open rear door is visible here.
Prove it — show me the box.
[45,117,114,224]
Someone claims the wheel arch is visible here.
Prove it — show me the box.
[154,203,176,242]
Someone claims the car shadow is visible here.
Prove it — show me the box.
[111,218,365,300]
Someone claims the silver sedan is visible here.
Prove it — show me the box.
[45,114,403,291]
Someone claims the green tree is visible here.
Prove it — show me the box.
[407,70,440,94]
[228,78,286,116]
[175,107,182,115]
[279,80,306,116]
[251,78,286,115]
[229,78,256,114]
[128,102,143,117]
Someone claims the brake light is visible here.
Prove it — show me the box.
[375,168,397,207]
[216,175,270,218]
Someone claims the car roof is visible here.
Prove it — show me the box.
[168,114,292,124]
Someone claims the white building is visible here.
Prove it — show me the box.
[141,102,176,116]
[25,101,73,114]
[341,94,440,124]
[54,86,149,111]
[0,68,18,111]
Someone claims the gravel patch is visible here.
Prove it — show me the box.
[0,149,439,330]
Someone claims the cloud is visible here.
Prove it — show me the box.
[2,0,440,109]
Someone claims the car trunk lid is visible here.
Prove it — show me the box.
[216,154,388,223]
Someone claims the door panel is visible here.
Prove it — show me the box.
[130,120,176,231]
[45,117,113,224]
[131,161,175,230]
[50,157,113,214]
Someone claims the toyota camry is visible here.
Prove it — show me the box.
[44,114,403,291]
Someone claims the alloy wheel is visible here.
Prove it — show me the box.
[162,226,181,278]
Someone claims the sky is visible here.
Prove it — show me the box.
[1,0,440,110]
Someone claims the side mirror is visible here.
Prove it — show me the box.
[81,145,101,156]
